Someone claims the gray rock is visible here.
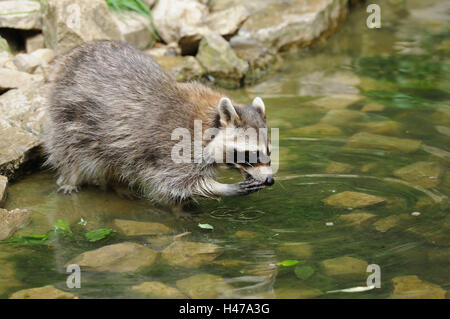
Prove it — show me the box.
[321,256,368,279]
[176,273,232,299]
[112,11,155,50]
[0,208,31,240]
[390,275,446,299]
[162,241,223,268]
[235,0,348,51]
[0,68,42,89]
[196,33,248,88]
[323,191,386,209]
[42,0,122,55]
[345,132,422,153]
[9,285,78,299]
[26,33,45,53]
[0,175,7,207]
[66,242,159,273]
[0,1,42,30]
[13,53,42,73]
[131,281,186,298]
[394,161,443,189]
[113,219,173,236]
[207,5,249,37]
[144,42,180,58]
[153,55,204,82]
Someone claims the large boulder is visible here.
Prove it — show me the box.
[112,11,155,50]
[0,68,42,90]
[66,242,159,273]
[153,55,204,82]
[42,0,122,55]
[234,0,348,51]
[206,5,249,37]
[0,1,42,30]
[196,33,248,88]
[0,208,31,241]
[0,175,7,207]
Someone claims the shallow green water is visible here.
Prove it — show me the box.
[1,0,449,298]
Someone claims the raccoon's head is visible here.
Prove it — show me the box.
[206,96,274,186]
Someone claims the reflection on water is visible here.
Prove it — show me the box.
[1,0,449,298]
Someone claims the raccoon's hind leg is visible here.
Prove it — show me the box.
[56,170,83,195]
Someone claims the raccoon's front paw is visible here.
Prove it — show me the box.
[236,178,265,195]
[57,185,79,195]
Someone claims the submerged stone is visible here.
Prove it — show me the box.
[407,225,450,247]
[289,123,343,136]
[176,273,232,299]
[361,102,385,112]
[66,242,159,273]
[345,132,421,153]
[323,191,386,209]
[146,235,175,250]
[320,109,363,125]
[131,281,186,299]
[233,230,261,239]
[162,241,223,268]
[0,208,30,240]
[321,256,368,279]
[212,259,251,267]
[359,121,403,135]
[373,214,409,232]
[338,211,377,227]
[9,285,78,299]
[310,94,363,110]
[273,287,323,299]
[325,161,354,174]
[114,219,173,236]
[428,248,450,264]
[393,161,443,189]
[278,242,313,259]
[0,175,7,207]
[390,275,446,299]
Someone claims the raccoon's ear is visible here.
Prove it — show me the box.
[218,97,239,125]
[252,97,265,115]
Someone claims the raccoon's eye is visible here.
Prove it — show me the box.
[233,150,258,165]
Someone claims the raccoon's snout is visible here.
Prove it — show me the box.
[264,176,275,186]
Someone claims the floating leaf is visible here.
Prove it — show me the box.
[294,265,315,280]
[85,228,116,242]
[3,232,49,245]
[198,223,214,230]
[53,220,72,234]
[276,260,299,267]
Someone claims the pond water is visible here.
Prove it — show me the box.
[1,0,449,298]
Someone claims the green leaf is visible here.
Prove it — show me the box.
[53,220,72,234]
[85,228,116,242]
[3,232,50,245]
[276,260,299,267]
[294,265,315,280]
[198,223,214,230]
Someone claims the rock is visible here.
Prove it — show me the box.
[323,191,386,209]
[131,281,186,298]
[0,175,7,207]
[230,37,282,84]
[428,248,450,264]
[162,241,223,268]
[235,0,348,51]
[359,121,403,135]
[0,1,42,30]
[197,33,248,88]
[309,94,363,110]
[142,0,156,8]
[212,259,251,267]
[321,256,368,279]
[373,214,409,232]
[113,219,173,236]
[30,48,55,64]
[176,274,232,299]
[435,125,450,137]
[9,285,78,299]
[0,208,30,240]
[66,242,159,272]
[0,36,11,54]
[393,162,443,189]
[112,11,155,50]
[325,161,354,174]
[207,5,249,37]
[289,123,343,136]
[152,0,209,45]
[407,225,450,247]
[13,49,55,74]
[431,108,450,125]
[297,71,361,96]
[146,235,174,250]
[320,109,363,125]
[144,42,180,58]
[345,132,421,153]
[360,162,378,173]
[338,211,377,227]
[233,230,261,239]
[390,275,446,299]
[361,102,385,112]
[0,68,41,89]
[153,55,204,82]
[273,287,323,299]
[42,0,122,55]
[26,33,45,53]
[278,242,313,259]
[0,52,16,71]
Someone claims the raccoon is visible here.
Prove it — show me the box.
[43,40,274,203]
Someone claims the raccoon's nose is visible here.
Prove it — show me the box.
[264,176,275,186]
